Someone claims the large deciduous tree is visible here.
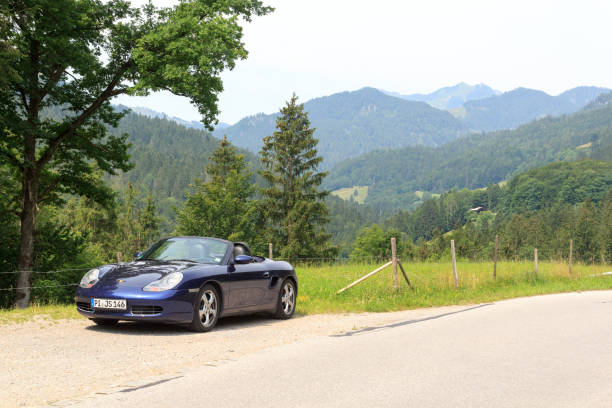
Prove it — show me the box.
[259,94,335,259]
[0,0,271,307]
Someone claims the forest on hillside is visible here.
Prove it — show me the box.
[215,87,467,167]
[325,96,612,212]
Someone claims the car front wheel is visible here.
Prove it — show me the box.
[275,279,296,319]
[190,284,220,332]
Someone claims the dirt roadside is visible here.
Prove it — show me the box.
[1,306,467,408]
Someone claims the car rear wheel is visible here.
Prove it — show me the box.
[190,284,220,332]
[275,279,296,319]
[91,318,118,326]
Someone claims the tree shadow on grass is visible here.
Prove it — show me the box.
[330,303,493,337]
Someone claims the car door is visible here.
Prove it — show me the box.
[228,262,270,311]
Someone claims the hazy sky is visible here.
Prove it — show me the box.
[114,0,612,125]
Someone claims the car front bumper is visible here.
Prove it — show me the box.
[74,286,197,324]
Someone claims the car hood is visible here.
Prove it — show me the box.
[96,260,200,289]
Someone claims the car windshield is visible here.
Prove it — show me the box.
[140,237,228,265]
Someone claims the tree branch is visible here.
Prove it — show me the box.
[18,88,29,113]
[108,88,129,97]
[0,149,23,170]
[38,178,61,203]
[35,60,133,169]
[38,63,66,101]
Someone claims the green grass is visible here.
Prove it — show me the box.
[295,261,612,314]
[0,303,80,325]
[330,186,369,204]
[1,261,611,324]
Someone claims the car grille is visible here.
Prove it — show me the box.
[131,305,163,315]
[76,302,92,312]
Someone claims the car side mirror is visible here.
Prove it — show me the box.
[234,255,253,264]
[134,251,143,260]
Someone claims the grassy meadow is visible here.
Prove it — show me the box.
[1,260,611,324]
[295,260,612,314]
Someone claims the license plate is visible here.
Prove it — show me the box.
[91,298,127,310]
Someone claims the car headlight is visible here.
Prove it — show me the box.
[79,268,100,288]
[143,272,183,292]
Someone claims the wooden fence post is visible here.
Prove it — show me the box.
[569,239,573,275]
[534,248,538,276]
[117,252,122,264]
[268,243,273,260]
[451,240,458,288]
[391,237,398,289]
[493,234,499,281]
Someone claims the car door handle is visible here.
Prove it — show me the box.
[263,271,270,278]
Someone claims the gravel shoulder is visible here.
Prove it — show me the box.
[1,305,468,408]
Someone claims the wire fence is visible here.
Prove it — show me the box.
[0,267,94,275]
[0,283,78,291]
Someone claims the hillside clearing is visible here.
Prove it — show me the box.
[331,186,369,204]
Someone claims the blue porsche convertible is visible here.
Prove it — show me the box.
[75,237,298,332]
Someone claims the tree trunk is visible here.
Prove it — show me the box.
[14,169,39,308]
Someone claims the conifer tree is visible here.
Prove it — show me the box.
[574,197,597,262]
[176,137,261,248]
[140,194,161,248]
[597,190,612,263]
[259,94,335,259]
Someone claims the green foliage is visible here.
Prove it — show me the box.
[382,161,612,263]
[260,95,335,259]
[325,195,381,256]
[1,0,271,306]
[325,98,612,212]
[107,110,260,233]
[503,161,612,213]
[175,137,264,252]
[351,224,406,260]
[140,193,161,248]
[574,198,598,262]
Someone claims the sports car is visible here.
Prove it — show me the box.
[74,237,298,332]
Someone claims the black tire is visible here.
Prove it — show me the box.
[189,284,221,332]
[91,318,118,326]
[275,279,296,319]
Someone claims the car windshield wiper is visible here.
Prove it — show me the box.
[164,258,200,263]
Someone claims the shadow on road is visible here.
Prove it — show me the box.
[331,303,493,337]
[84,313,307,336]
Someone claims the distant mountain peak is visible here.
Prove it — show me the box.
[460,86,611,131]
[380,83,500,110]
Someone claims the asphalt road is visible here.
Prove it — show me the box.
[65,291,612,407]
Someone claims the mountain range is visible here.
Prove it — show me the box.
[113,83,612,215]
[455,86,610,131]
[324,92,612,212]
[214,84,609,168]
[381,82,500,110]
[98,85,612,238]
[127,106,231,131]
[214,87,467,168]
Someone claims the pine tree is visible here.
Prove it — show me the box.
[175,137,262,249]
[117,183,142,258]
[140,194,161,248]
[574,197,597,262]
[259,94,335,259]
[597,190,612,263]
